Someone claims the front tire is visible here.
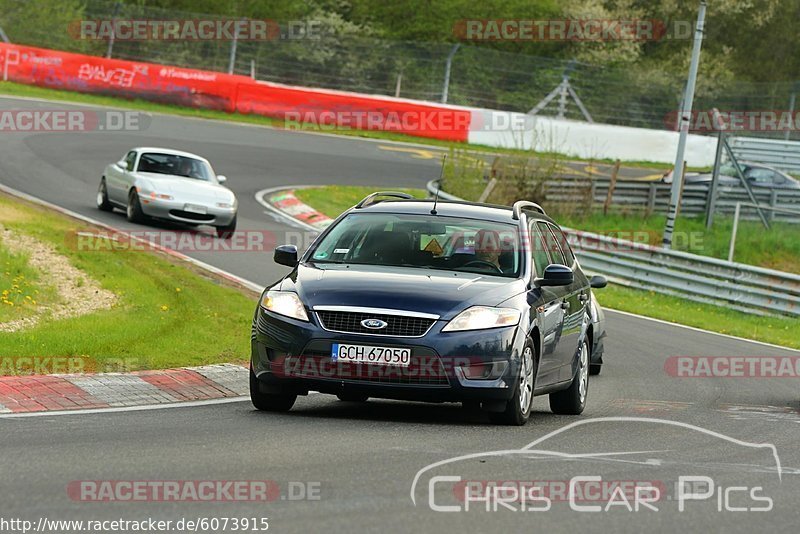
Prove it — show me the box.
[216,214,237,239]
[126,189,145,223]
[250,366,296,412]
[550,338,589,415]
[97,179,113,212]
[488,342,536,426]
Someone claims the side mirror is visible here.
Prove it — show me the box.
[216,175,228,184]
[590,275,607,289]
[117,160,127,169]
[534,264,573,287]
[274,244,298,267]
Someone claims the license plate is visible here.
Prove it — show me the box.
[184,203,207,214]
[331,343,411,367]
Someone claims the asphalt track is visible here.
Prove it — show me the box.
[0,96,798,533]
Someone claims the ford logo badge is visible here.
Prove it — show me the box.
[361,319,388,330]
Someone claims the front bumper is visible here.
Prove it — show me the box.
[251,307,525,403]
[139,197,236,226]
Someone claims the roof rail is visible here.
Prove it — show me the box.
[355,191,415,209]
[511,200,546,220]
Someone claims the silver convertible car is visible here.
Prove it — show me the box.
[96,147,238,238]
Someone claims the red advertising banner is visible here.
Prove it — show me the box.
[0,43,470,141]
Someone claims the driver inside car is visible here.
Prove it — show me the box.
[472,229,503,272]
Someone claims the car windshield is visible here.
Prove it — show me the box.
[308,212,522,277]
[137,153,214,181]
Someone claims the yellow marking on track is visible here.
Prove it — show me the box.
[378,146,440,160]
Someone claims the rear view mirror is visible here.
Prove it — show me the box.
[590,275,608,289]
[534,264,573,287]
[274,244,298,267]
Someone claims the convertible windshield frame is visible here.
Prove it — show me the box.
[137,152,216,182]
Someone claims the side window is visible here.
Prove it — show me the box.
[124,151,137,171]
[538,222,566,266]
[528,221,552,277]
[548,224,575,266]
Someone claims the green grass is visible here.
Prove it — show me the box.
[597,285,799,349]
[0,192,256,373]
[0,242,48,323]
[293,185,427,219]
[292,185,799,349]
[0,80,688,170]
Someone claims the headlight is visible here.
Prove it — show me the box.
[259,290,308,321]
[442,306,520,332]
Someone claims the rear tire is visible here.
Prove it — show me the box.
[336,393,369,403]
[126,190,145,223]
[488,342,536,426]
[550,339,589,415]
[97,179,113,212]
[250,366,296,412]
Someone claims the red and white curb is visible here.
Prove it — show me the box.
[259,188,333,230]
[0,364,248,414]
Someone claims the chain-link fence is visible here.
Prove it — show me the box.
[2,0,799,135]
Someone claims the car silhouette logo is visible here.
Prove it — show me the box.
[361,319,388,330]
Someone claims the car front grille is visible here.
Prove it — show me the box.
[169,209,215,221]
[283,349,450,386]
[316,310,435,337]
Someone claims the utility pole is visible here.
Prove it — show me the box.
[662,1,706,248]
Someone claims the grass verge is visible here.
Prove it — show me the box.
[0,191,256,373]
[0,241,47,323]
[292,185,799,349]
[294,185,427,218]
[0,80,683,170]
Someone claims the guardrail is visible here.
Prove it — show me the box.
[426,180,800,317]
[730,136,800,174]
[512,178,800,223]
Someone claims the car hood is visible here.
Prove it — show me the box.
[280,263,526,320]
[134,173,235,202]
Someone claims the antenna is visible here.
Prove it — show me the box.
[431,154,446,215]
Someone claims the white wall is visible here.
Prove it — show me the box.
[467,110,717,167]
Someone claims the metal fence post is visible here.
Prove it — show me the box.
[786,90,796,141]
[0,25,10,44]
[105,2,121,59]
[441,44,460,104]
[728,202,741,262]
[228,20,242,75]
[646,183,657,216]
[769,190,778,222]
[705,120,725,228]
